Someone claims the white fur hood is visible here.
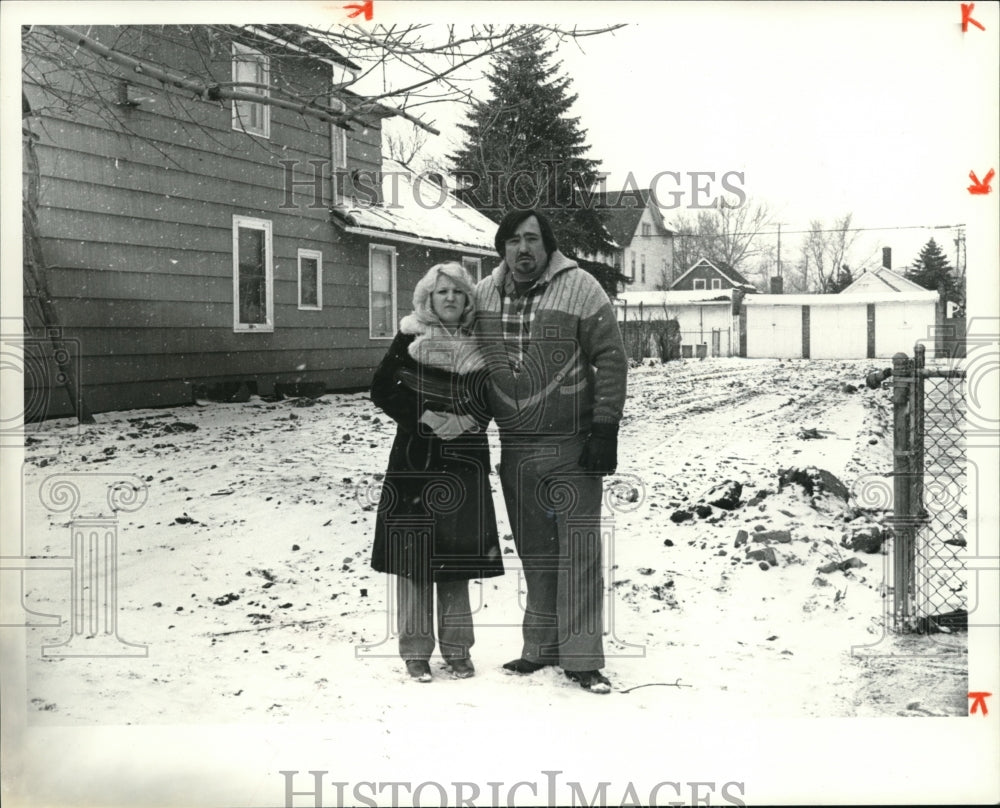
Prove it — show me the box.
[399,314,485,374]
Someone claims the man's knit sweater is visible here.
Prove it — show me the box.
[473,251,627,437]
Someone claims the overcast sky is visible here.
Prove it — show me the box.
[373,2,999,280]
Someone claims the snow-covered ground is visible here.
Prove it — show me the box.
[8,356,985,806]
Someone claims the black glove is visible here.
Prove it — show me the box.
[579,421,619,475]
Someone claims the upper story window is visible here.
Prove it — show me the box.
[641,223,651,237]
[232,43,270,138]
[711,278,723,290]
[693,278,706,290]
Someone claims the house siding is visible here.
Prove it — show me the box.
[624,205,674,292]
[22,25,395,415]
[673,263,736,292]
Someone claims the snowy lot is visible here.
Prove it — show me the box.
[17,356,969,730]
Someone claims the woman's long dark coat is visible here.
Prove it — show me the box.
[370,331,503,583]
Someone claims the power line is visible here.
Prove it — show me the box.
[670,223,965,239]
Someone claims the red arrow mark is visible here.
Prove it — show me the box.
[344,0,373,20]
[962,3,985,32]
[968,691,992,715]
[968,169,995,195]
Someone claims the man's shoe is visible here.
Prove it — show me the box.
[405,659,432,683]
[447,658,476,679]
[565,669,611,694]
[502,657,548,675]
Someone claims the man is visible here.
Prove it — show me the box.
[474,209,627,694]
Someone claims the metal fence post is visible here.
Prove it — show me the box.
[912,343,926,515]
[891,351,915,630]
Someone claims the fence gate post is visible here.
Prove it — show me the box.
[912,343,926,515]
[891,352,916,630]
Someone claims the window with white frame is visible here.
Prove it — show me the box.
[298,249,322,310]
[641,223,651,237]
[233,216,273,331]
[369,244,397,339]
[232,43,269,138]
[330,97,347,200]
[711,278,722,290]
[693,278,706,290]
[461,256,482,283]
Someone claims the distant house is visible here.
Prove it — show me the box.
[22,25,497,416]
[840,266,929,295]
[580,189,674,292]
[669,258,757,293]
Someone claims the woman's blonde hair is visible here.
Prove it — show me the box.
[410,262,477,330]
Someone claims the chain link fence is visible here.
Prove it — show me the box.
[890,343,967,632]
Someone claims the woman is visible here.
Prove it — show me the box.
[370,262,503,682]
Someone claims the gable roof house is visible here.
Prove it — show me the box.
[838,266,930,295]
[21,25,497,416]
[669,258,757,293]
[580,188,674,294]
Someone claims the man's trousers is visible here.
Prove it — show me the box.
[498,434,605,672]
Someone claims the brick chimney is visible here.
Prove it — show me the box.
[882,247,892,269]
[769,276,783,294]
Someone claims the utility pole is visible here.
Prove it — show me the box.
[767,221,787,293]
[777,223,782,278]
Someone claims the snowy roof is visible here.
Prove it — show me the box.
[840,266,929,294]
[743,291,938,306]
[616,289,734,306]
[242,25,361,70]
[585,188,674,249]
[330,159,499,256]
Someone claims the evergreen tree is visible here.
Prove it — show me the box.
[449,30,614,258]
[904,238,961,303]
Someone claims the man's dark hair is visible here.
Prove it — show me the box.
[494,209,559,258]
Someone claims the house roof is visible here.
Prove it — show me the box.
[587,188,673,249]
[839,266,929,294]
[239,25,362,70]
[669,258,756,290]
[330,159,499,256]
[618,289,735,306]
[743,291,937,306]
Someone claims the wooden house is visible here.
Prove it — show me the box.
[669,258,757,293]
[580,189,674,292]
[839,266,930,295]
[21,24,497,417]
